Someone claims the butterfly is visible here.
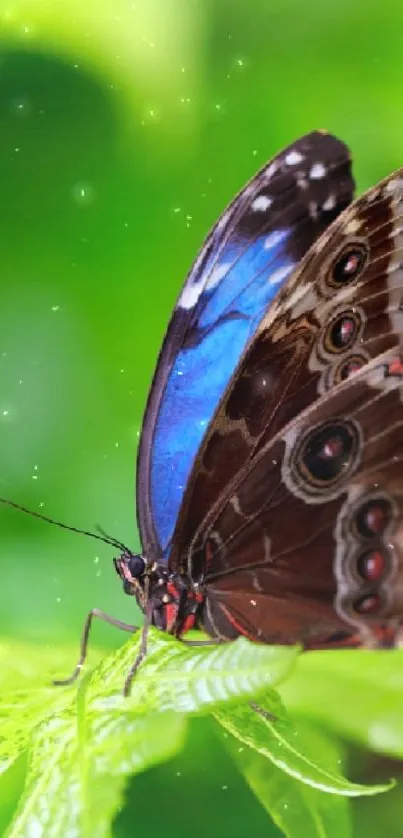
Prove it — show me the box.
[5,130,403,694]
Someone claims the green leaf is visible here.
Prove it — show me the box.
[0,641,84,775]
[279,649,403,758]
[214,694,392,797]
[6,708,186,838]
[87,628,299,714]
[223,720,353,838]
[1,631,299,836]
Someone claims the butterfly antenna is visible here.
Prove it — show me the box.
[95,525,131,554]
[0,496,125,550]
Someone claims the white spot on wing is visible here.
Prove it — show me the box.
[386,177,403,195]
[178,282,202,310]
[285,150,303,166]
[269,264,293,286]
[286,281,308,310]
[177,261,231,309]
[251,195,272,212]
[264,229,288,250]
[265,161,278,179]
[344,219,361,235]
[205,262,231,290]
[322,194,336,211]
[309,162,326,179]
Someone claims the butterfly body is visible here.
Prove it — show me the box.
[112,132,403,666]
[114,555,204,635]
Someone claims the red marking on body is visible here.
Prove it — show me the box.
[167,581,179,599]
[163,582,204,634]
[165,601,178,633]
[181,614,196,634]
[164,581,179,632]
[177,590,204,635]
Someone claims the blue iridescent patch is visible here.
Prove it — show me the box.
[151,229,294,554]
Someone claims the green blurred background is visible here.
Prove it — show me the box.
[2,0,403,835]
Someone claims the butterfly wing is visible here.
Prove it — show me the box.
[169,169,403,565]
[167,170,403,645]
[137,132,354,560]
[191,349,403,646]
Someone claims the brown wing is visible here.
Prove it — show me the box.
[170,169,403,574]
[192,350,403,645]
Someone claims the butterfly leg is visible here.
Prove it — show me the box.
[123,600,154,696]
[53,608,137,687]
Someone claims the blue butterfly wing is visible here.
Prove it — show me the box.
[137,131,354,560]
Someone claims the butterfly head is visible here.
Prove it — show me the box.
[114,551,204,634]
[114,552,147,598]
[113,552,172,622]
